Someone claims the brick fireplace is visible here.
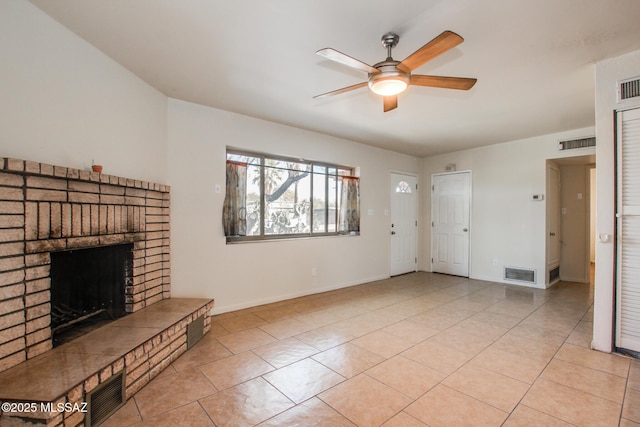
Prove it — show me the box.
[0,157,215,426]
[0,157,171,371]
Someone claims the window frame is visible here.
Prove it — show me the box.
[225,148,359,243]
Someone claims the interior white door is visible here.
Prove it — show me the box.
[390,173,417,276]
[616,107,640,353]
[547,162,561,282]
[431,172,470,277]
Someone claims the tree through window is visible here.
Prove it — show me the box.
[224,150,359,241]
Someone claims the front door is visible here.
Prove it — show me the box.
[431,171,470,277]
[390,173,417,276]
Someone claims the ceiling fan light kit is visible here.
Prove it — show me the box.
[315,30,477,112]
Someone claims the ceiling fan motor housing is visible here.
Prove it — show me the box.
[368,60,410,95]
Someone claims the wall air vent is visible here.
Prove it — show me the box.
[620,77,640,101]
[504,266,536,284]
[558,137,595,151]
[187,315,205,349]
[86,369,125,427]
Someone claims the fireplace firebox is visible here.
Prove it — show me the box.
[50,244,133,346]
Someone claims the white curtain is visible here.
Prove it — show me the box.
[222,161,247,236]
[339,176,360,233]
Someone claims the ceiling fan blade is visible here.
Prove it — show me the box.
[383,95,398,112]
[411,75,477,90]
[316,48,380,74]
[313,82,368,99]
[399,31,464,72]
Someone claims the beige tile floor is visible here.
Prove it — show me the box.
[103,272,640,426]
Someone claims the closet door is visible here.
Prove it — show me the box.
[616,107,640,353]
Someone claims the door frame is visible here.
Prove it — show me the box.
[389,171,419,276]
[546,161,561,285]
[430,170,472,277]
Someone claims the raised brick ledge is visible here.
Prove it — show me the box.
[1,157,171,193]
[0,298,214,426]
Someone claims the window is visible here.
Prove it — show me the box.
[223,149,359,241]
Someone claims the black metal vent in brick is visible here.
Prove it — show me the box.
[187,315,205,350]
[558,137,596,151]
[86,369,125,427]
[504,267,536,284]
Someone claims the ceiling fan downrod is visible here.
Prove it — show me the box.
[381,32,399,60]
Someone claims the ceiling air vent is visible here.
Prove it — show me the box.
[620,77,640,101]
[558,136,595,151]
[504,266,536,284]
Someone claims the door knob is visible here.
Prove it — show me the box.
[550,232,556,236]
[463,228,468,232]
[391,231,396,235]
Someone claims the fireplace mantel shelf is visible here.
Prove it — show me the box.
[0,298,213,404]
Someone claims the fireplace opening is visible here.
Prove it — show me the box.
[50,243,133,347]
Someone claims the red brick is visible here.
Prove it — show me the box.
[66,236,100,249]
[68,180,99,194]
[26,188,67,202]
[0,283,25,299]
[25,315,50,333]
[0,228,24,243]
[25,291,49,308]
[6,158,24,171]
[26,278,50,294]
[0,351,25,373]
[61,203,71,237]
[81,205,91,236]
[26,176,67,191]
[0,242,24,257]
[0,311,25,330]
[0,337,25,356]
[40,163,54,176]
[24,160,40,174]
[26,303,50,321]
[25,239,66,253]
[26,328,50,346]
[0,214,24,228]
[50,203,61,238]
[68,192,99,204]
[0,324,25,345]
[100,184,125,196]
[53,166,67,178]
[25,252,50,267]
[37,202,50,239]
[0,201,23,214]
[0,255,24,271]
[26,339,51,359]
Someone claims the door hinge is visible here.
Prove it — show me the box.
[415,257,417,264]
[431,257,434,263]
[431,221,434,227]
[432,185,434,191]
[416,183,418,190]
[415,220,418,227]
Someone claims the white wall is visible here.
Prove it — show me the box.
[0,0,168,183]
[593,49,640,352]
[421,128,595,287]
[167,99,420,313]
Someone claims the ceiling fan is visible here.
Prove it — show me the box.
[314,31,477,112]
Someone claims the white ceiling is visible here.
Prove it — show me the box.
[29,0,640,157]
